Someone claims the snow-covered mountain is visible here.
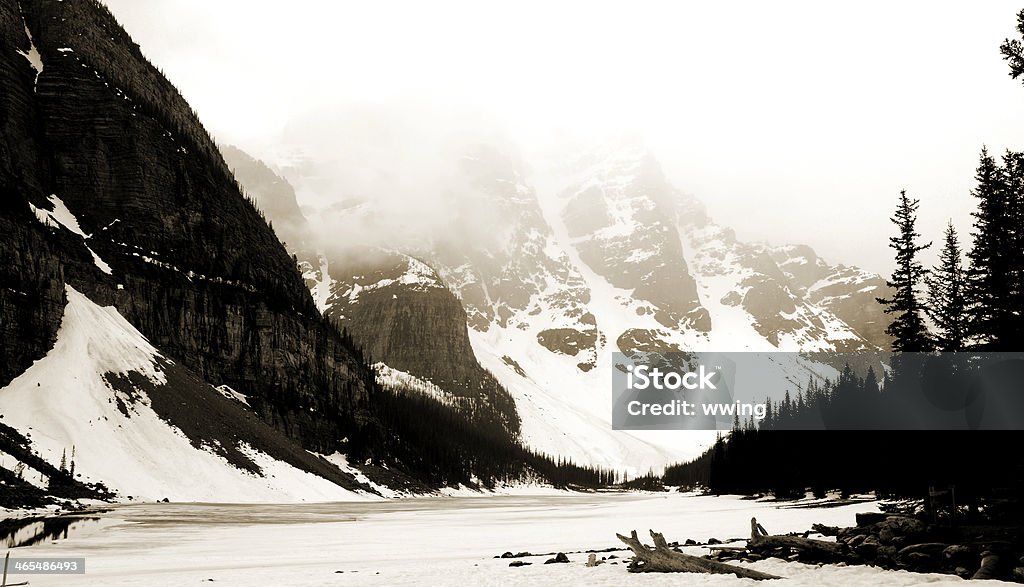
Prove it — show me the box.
[0,0,414,505]
[0,286,375,502]
[0,0,893,503]
[234,140,892,471]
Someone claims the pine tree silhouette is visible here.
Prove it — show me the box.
[926,222,968,351]
[877,190,933,351]
[965,149,1019,349]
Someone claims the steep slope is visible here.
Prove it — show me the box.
[0,0,408,499]
[0,0,376,454]
[552,144,711,342]
[0,287,374,502]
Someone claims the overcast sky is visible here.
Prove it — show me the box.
[103,0,1024,274]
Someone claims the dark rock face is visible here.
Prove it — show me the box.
[0,212,66,386]
[221,146,523,442]
[0,0,66,386]
[740,276,800,345]
[536,328,597,358]
[324,251,520,435]
[0,0,373,453]
[616,329,685,356]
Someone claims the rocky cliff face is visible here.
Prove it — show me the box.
[430,146,601,371]
[556,146,710,336]
[262,137,895,469]
[221,146,522,438]
[0,0,374,454]
[674,187,888,352]
[769,244,893,349]
[323,250,520,435]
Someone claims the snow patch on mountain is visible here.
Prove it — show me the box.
[374,362,458,408]
[302,253,335,313]
[18,17,43,90]
[0,448,50,489]
[467,329,708,472]
[30,195,112,275]
[215,384,250,407]
[317,451,403,498]
[0,286,373,503]
[337,253,440,305]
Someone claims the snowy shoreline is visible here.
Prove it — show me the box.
[1,491,990,586]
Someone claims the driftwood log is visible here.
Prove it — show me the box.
[748,534,845,561]
[616,530,782,580]
[747,517,845,563]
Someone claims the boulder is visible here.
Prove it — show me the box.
[855,536,880,559]
[878,528,895,545]
[878,516,925,536]
[972,552,1003,580]
[943,544,974,566]
[898,543,948,558]
[544,553,570,564]
[901,552,937,572]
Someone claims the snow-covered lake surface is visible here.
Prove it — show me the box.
[4,493,984,586]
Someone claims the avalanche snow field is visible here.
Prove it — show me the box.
[4,493,992,586]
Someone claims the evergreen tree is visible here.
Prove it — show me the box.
[1000,9,1024,81]
[1003,151,1024,344]
[926,222,968,351]
[965,148,1018,348]
[864,366,880,394]
[877,190,933,351]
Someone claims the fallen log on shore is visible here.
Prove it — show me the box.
[615,529,782,580]
[748,533,847,563]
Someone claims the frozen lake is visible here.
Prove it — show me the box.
[3,492,977,586]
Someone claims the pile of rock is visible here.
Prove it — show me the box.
[707,512,1024,583]
[837,512,1023,582]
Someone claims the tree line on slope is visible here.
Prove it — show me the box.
[345,377,623,489]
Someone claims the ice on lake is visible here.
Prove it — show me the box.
[3,492,985,585]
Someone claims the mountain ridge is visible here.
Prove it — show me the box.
[233,140,893,470]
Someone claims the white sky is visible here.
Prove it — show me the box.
[103,0,1024,274]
